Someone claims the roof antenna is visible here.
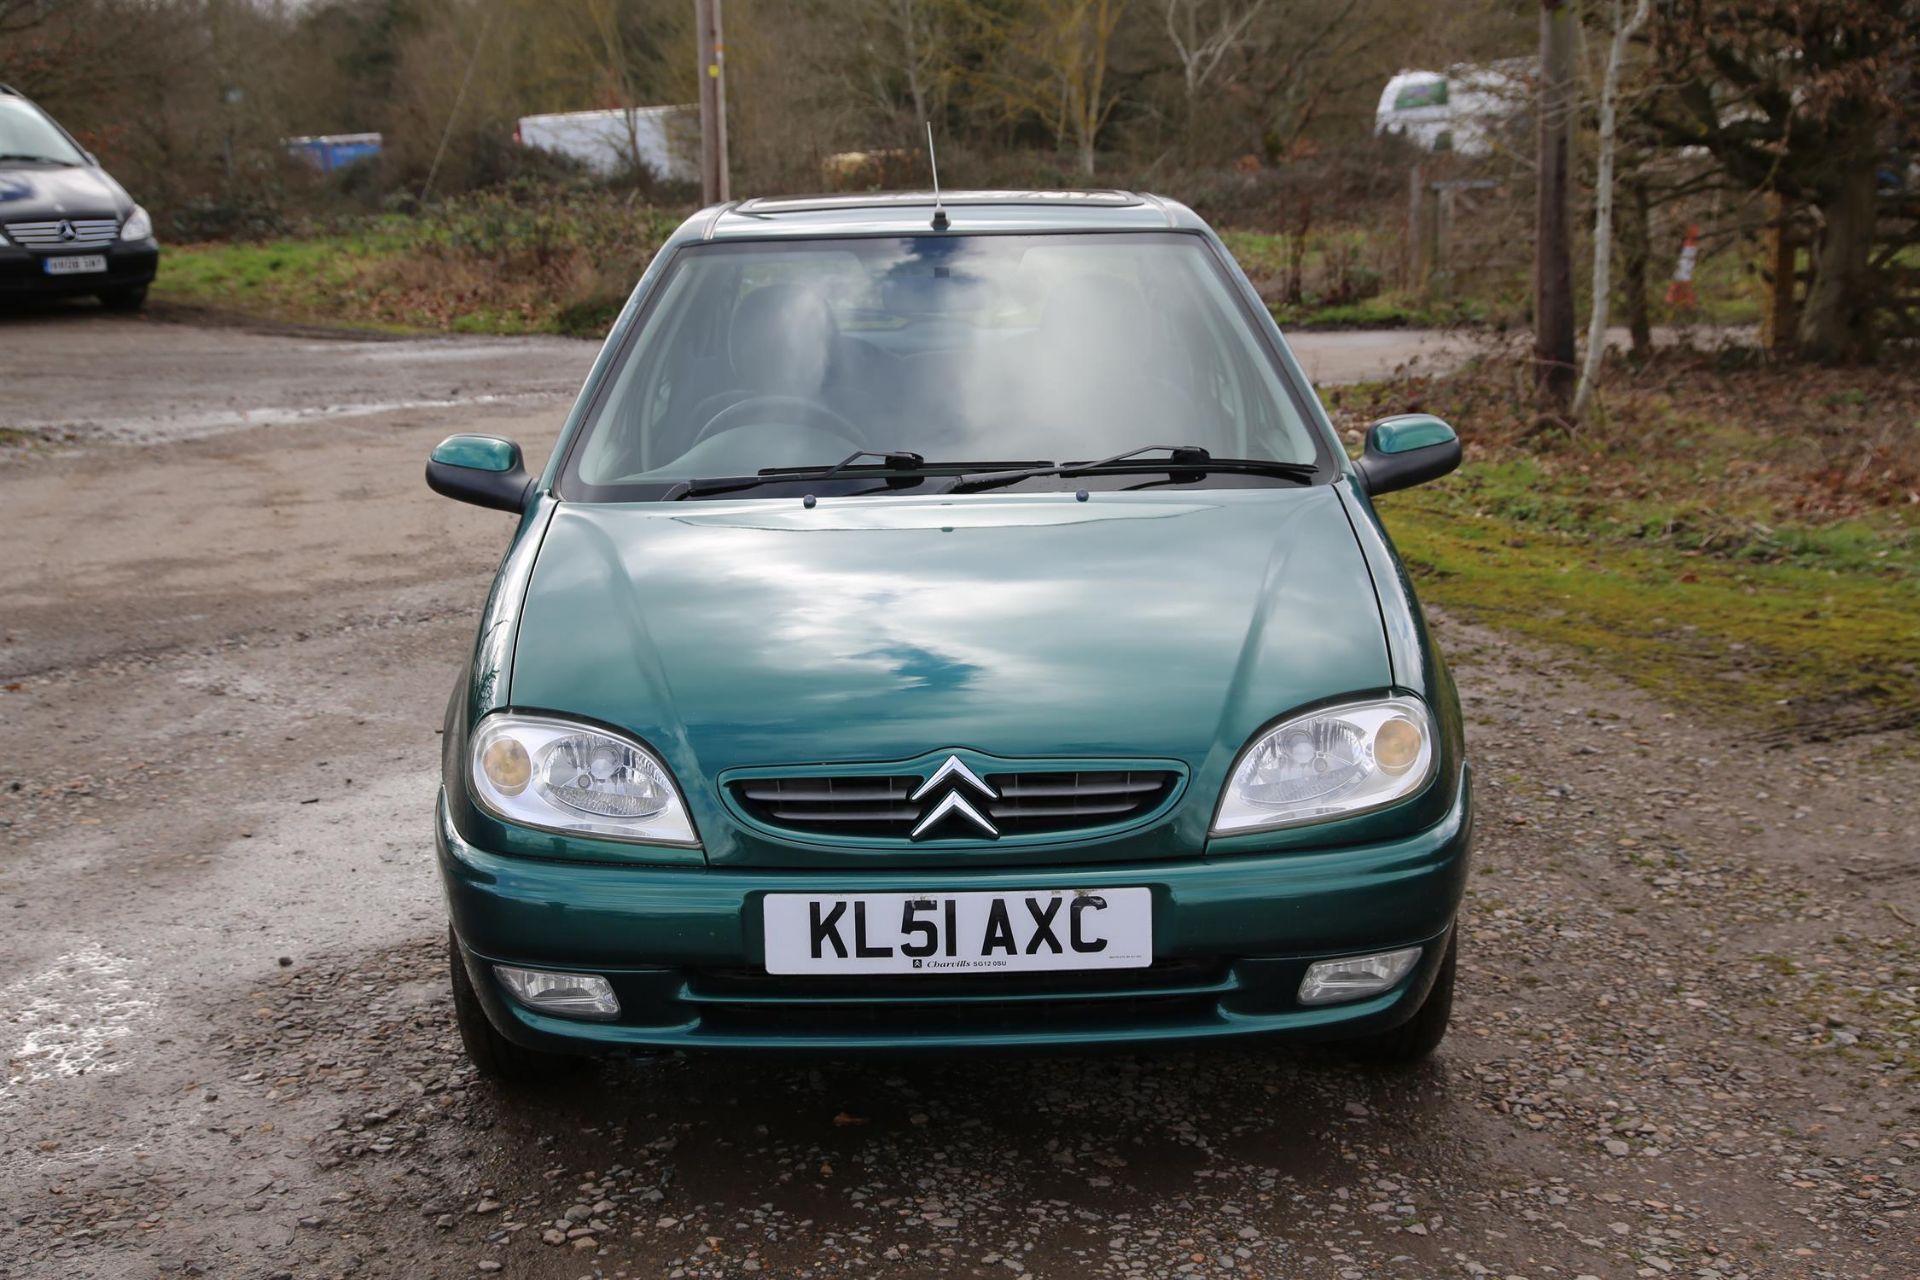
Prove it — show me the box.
[926,121,949,230]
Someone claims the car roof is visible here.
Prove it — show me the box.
[682,189,1210,243]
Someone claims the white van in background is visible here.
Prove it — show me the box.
[514,105,697,182]
[1375,63,1528,158]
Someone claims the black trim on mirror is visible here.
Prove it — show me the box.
[426,449,533,513]
[1354,435,1461,497]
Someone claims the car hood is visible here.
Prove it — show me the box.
[0,166,130,221]
[511,486,1389,783]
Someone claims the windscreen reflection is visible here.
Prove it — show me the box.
[570,233,1321,493]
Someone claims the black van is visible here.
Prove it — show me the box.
[0,84,158,310]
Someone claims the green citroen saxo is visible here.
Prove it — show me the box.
[426,189,1472,1078]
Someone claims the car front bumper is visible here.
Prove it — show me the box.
[437,771,1472,1053]
[0,241,158,296]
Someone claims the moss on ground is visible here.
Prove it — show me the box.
[1381,474,1918,725]
[1340,357,1920,731]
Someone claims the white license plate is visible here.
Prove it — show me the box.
[764,887,1152,975]
[43,255,107,275]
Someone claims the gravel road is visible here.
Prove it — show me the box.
[2,309,1915,1280]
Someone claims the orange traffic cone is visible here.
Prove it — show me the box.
[1665,224,1700,310]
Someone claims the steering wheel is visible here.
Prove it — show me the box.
[691,395,866,450]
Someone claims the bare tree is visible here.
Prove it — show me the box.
[1618,168,1653,358]
[974,0,1130,178]
[1229,0,1371,165]
[581,0,649,175]
[1571,0,1651,420]
[890,0,940,126]
[1162,0,1267,104]
[1533,0,1576,413]
[1641,0,1920,363]
[839,0,960,136]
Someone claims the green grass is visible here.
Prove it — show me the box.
[153,232,429,332]
[153,232,610,336]
[1219,227,1375,269]
[157,235,373,292]
[1377,457,1920,724]
[1272,293,1479,329]
[150,192,683,337]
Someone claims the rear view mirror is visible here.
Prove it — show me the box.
[426,434,532,512]
[1354,414,1461,496]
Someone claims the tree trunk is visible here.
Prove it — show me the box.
[899,0,926,126]
[1797,124,1879,364]
[1532,0,1576,412]
[1571,0,1650,421]
[1620,170,1652,358]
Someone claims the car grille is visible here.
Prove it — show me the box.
[731,769,1179,839]
[4,218,120,249]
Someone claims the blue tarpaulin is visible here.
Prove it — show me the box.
[284,133,382,174]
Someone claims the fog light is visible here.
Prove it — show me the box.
[1298,947,1422,1006]
[493,964,620,1020]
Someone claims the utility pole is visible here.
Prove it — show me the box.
[1532,0,1576,413]
[695,0,730,205]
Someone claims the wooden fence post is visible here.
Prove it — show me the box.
[1434,186,1457,298]
[1408,164,1429,293]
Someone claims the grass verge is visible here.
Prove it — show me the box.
[1382,463,1917,726]
[152,188,685,337]
[155,233,425,333]
[1331,357,1920,733]
[158,213,1761,338]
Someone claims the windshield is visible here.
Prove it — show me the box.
[0,98,87,165]
[562,232,1329,499]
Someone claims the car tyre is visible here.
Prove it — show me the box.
[98,285,147,311]
[1341,932,1456,1067]
[448,928,580,1083]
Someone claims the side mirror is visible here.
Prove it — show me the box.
[426,434,532,512]
[1353,414,1461,496]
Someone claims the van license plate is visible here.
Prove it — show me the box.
[763,887,1151,975]
[44,255,107,275]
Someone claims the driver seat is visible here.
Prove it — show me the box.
[677,285,857,442]
[730,283,838,396]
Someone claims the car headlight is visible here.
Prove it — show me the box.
[468,713,698,846]
[1213,696,1437,834]
[120,205,153,242]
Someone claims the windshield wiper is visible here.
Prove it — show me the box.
[664,449,1051,500]
[948,444,1319,494]
[0,153,78,165]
